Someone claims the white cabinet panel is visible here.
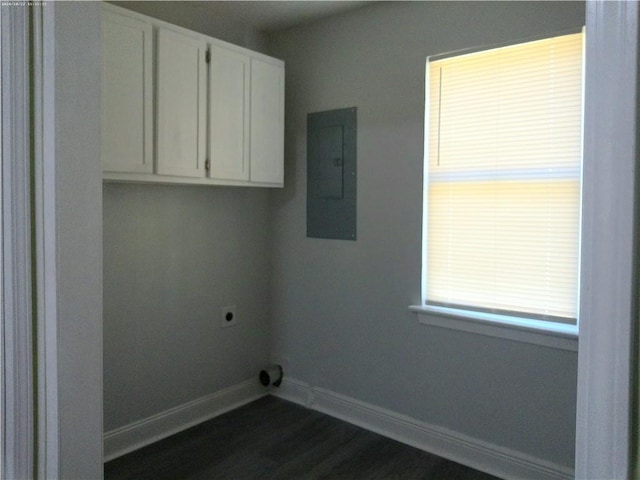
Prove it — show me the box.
[102,5,284,188]
[250,58,285,185]
[208,46,250,181]
[102,8,152,174]
[156,28,206,178]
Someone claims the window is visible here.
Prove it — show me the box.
[422,31,584,331]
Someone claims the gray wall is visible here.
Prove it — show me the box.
[268,1,584,469]
[103,185,271,430]
[102,3,272,431]
[53,2,104,477]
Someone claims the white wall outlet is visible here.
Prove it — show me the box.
[221,305,237,328]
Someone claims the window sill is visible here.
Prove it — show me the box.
[408,305,578,352]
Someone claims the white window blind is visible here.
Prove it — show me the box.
[425,31,584,323]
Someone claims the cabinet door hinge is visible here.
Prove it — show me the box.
[205,49,211,64]
[205,158,210,171]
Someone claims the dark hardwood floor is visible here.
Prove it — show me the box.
[105,396,501,480]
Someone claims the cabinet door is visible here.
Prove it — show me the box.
[209,46,250,181]
[156,28,206,178]
[102,8,153,174]
[250,58,285,185]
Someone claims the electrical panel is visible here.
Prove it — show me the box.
[307,107,357,240]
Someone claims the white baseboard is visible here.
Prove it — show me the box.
[269,376,313,406]
[104,379,267,462]
[272,378,574,480]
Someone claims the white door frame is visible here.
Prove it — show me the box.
[1,5,60,479]
[576,1,638,479]
[32,4,60,478]
[1,6,35,480]
[31,3,103,478]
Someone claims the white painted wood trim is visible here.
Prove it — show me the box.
[575,2,638,479]
[1,15,4,480]
[103,171,283,188]
[1,7,35,480]
[32,4,61,478]
[270,377,314,407]
[410,306,578,352]
[104,379,268,462]
[273,379,574,480]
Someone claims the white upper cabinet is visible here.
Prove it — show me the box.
[250,58,285,185]
[156,28,207,178]
[208,45,250,182]
[101,5,284,187]
[102,7,153,174]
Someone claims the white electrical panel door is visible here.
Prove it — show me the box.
[156,28,206,178]
[250,58,285,185]
[102,8,153,174]
[209,46,250,181]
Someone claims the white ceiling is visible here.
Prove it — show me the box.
[187,1,370,32]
